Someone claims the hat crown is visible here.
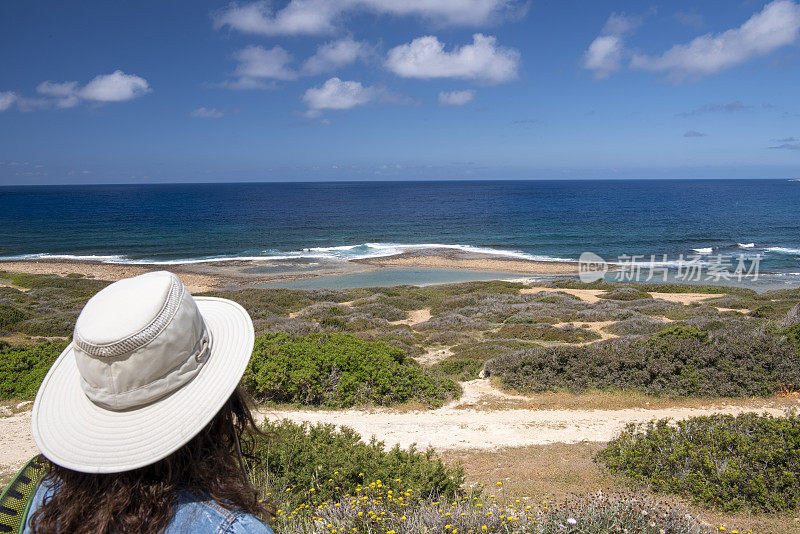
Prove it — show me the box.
[75,271,175,346]
[73,271,210,410]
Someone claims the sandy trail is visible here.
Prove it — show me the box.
[414,346,453,365]
[648,292,719,304]
[3,379,789,473]
[519,287,723,306]
[254,379,788,451]
[390,308,432,326]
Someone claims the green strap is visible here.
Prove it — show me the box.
[0,455,46,534]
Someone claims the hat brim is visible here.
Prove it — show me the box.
[31,297,255,474]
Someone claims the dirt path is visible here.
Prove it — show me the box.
[519,287,723,307]
[254,379,789,451]
[390,308,432,326]
[414,346,453,365]
[1,380,791,474]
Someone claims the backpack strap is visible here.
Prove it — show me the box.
[0,455,47,534]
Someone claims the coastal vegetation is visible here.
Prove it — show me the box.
[485,323,800,397]
[0,340,66,399]
[597,412,800,513]
[3,270,800,531]
[256,420,706,534]
[3,270,800,402]
[244,333,458,408]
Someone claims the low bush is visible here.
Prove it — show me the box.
[200,288,362,319]
[602,316,668,336]
[270,484,705,534]
[0,304,27,328]
[486,325,800,397]
[534,492,704,534]
[250,420,464,508]
[350,302,407,321]
[414,313,492,332]
[490,324,601,343]
[597,413,800,512]
[243,333,458,408]
[0,341,67,399]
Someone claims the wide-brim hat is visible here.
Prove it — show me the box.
[31,271,255,473]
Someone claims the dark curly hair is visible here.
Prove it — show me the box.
[29,387,272,534]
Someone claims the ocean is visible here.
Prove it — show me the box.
[2,179,800,285]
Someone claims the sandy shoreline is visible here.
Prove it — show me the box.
[0,249,578,290]
[353,249,578,275]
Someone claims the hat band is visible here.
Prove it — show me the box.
[80,328,211,410]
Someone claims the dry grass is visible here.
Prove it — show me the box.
[441,443,800,534]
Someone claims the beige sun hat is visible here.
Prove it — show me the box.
[30,271,254,474]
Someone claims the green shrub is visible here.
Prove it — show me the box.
[0,341,67,399]
[654,323,709,342]
[490,324,600,343]
[250,420,463,507]
[784,322,800,353]
[243,333,458,408]
[486,325,800,397]
[0,304,26,328]
[750,304,777,318]
[319,316,346,329]
[433,358,484,381]
[602,316,668,336]
[597,413,800,512]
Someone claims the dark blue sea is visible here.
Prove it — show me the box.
[2,180,799,284]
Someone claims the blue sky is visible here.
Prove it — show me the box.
[1,0,799,184]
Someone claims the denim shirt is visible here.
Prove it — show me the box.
[23,478,275,534]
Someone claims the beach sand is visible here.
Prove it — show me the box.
[0,249,579,291]
[353,249,579,275]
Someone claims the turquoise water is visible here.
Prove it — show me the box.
[259,268,536,289]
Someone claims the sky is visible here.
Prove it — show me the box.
[1,0,800,184]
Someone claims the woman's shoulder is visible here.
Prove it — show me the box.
[168,490,275,534]
[23,480,274,534]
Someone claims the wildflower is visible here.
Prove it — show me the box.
[567,518,577,525]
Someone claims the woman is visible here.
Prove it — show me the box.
[21,271,275,533]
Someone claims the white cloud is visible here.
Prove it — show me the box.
[602,12,641,35]
[214,0,338,36]
[190,107,224,118]
[631,0,800,81]
[36,81,81,108]
[438,89,475,105]
[385,33,519,84]
[302,77,377,115]
[234,45,298,83]
[9,71,150,111]
[582,13,641,79]
[79,71,151,102]
[302,38,372,74]
[213,0,520,36]
[0,92,17,112]
[583,36,625,79]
